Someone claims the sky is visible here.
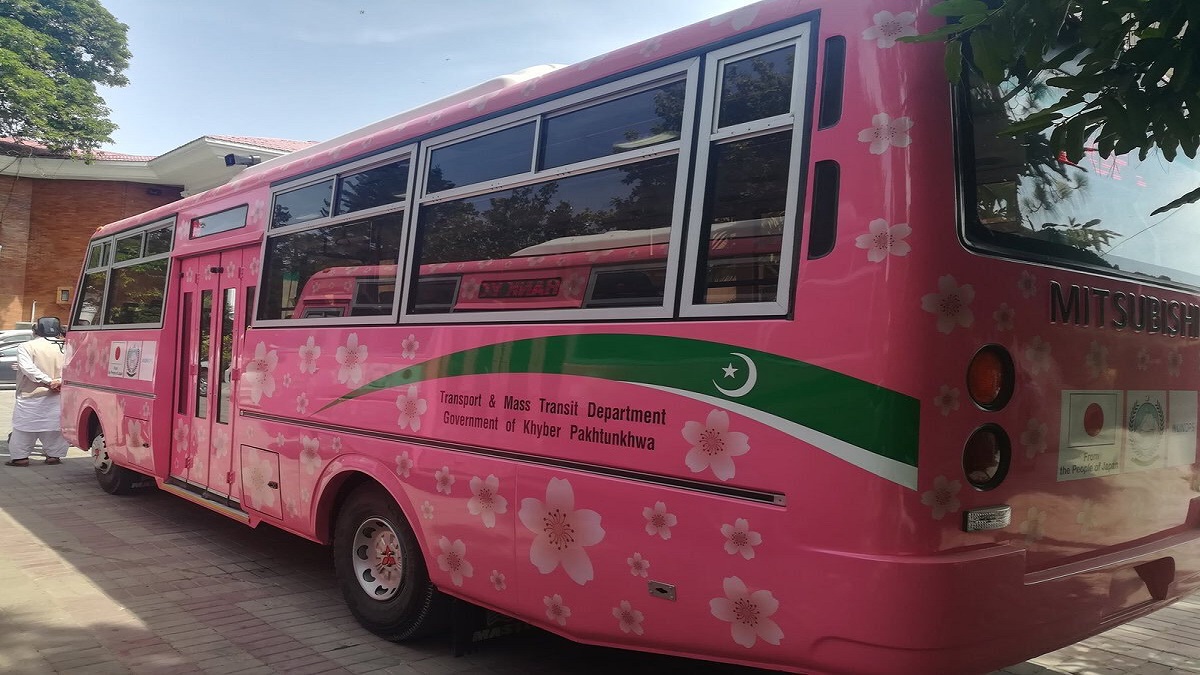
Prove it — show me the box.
[96,0,759,156]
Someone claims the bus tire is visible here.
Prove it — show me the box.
[333,485,451,641]
[91,433,138,495]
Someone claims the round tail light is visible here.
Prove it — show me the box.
[967,344,1014,410]
[963,424,1011,490]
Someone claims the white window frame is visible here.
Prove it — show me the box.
[401,59,700,324]
[255,145,418,328]
[680,23,812,318]
[93,216,177,330]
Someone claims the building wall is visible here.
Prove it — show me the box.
[0,178,182,329]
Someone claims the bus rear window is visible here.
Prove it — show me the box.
[960,68,1200,287]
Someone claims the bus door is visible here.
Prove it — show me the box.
[173,246,253,500]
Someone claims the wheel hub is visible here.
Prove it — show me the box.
[351,517,403,600]
[91,435,111,473]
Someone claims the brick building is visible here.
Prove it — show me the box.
[0,136,315,330]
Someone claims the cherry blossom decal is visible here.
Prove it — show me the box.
[1020,419,1048,458]
[296,392,310,415]
[1019,506,1046,542]
[1076,499,1096,534]
[1168,348,1183,377]
[435,466,455,495]
[519,477,605,585]
[421,500,434,520]
[395,385,428,432]
[490,570,507,591]
[243,342,279,404]
[335,333,368,386]
[709,4,758,31]
[544,594,571,626]
[681,410,750,482]
[855,218,911,262]
[437,537,473,587]
[1085,341,1109,379]
[920,275,975,334]
[613,600,645,635]
[243,455,279,511]
[627,552,650,578]
[920,476,961,520]
[643,501,677,540]
[993,303,1015,332]
[858,113,913,154]
[1018,270,1037,299]
[298,336,321,374]
[709,576,784,648]
[721,518,762,560]
[1024,336,1053,375]
[395,451,413,479]
[862,10,917,48]
[468,474,509,528]
[401,334,420,360]
[1136,347,1152,372]
[299,435,321,475]
[933,385,960,416]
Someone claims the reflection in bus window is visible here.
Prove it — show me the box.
[337,160,410,216]
[427,123,536,193]
[696,132,790,304]
[261,213,403,320]
[104,259,169,325]
[718,46,795,128]
[541,80,685,169]
[272,179,333,228]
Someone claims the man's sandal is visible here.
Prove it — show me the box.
[4,459,30,467]
[44,457,62,465]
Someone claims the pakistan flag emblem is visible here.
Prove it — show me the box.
[713,352,758,398]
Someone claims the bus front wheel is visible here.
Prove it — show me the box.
[333,485,451,641]
[92,434,138,495]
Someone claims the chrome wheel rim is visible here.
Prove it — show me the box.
[91,435,111,473]
[351,517,403,600]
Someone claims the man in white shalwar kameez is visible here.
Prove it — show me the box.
[7,317,68,466]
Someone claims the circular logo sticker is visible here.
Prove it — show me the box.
[1128,397,1165,467]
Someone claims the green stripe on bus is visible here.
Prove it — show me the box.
[322,334,920,467]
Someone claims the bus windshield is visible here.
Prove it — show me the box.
[960,65,1200,288]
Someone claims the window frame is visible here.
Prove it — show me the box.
[401,60,700,324]
[680,24,813,319]
[72,215,176,330]
[255,145,417,328]
[190,204,249,239]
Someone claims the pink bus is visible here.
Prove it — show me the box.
[61,1,1200,673]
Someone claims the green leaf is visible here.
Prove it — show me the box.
[1150,186,1200,216]
[969,28,1005,83]
[944,40,963,82]
[928,0,990,17]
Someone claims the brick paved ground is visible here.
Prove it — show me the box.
[2,388,1200,674]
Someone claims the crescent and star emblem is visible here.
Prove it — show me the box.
[713,352,757,398]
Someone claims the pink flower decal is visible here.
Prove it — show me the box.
[920,275,975,334]
[858,113,913,154]
[862,10,918,48]
[298,336,321,374]
[721,518,762,559]
[395,385,427,432]
[544,594,571,626]
[682,410,750,482]
[400,333,420,360]
[613,600,645,635]
[295,392,310,415]
[1020,419,1048,458]
[436,537,473,587]
[1024,336,1052,375]
[1168,348,1183,377]
[855,218,911,262]
[435,466,455,495]
[243,342,279,404]
[643,501,677,540]
[993,303,1015,332]
[933,385,960,416]
[395,451,413,478]
[468,474,508,528]
[1018,270,1037,299]
[627,552,650,578]
[519,478,605,585]
[920,476,961,520]
[335,333,368,385]
[421,500,434,520]
[709,576,784,648]
[1086,340,1109,379]
[490,569,507,591]
[299,435,321,475]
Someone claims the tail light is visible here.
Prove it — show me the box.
[967,344,1014,410]
[963,424,1011,490]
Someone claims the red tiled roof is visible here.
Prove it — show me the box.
[0,137,153,162]
[206,136,320,152]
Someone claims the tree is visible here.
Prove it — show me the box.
[0,0,130,155]
[908,0,1200,214]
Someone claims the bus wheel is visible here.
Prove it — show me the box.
[333,485,450,641]
[92,434,137,495]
